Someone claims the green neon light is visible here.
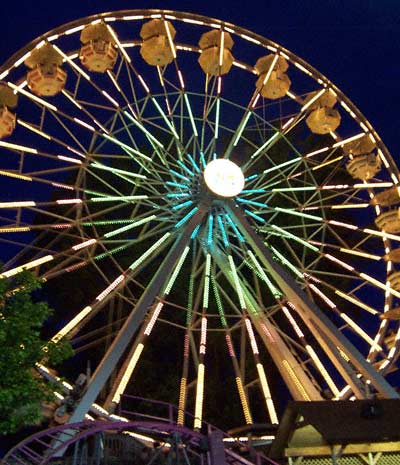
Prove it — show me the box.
[211,273,227,327]
[101,134,151,162]
[247,251,281,298]
[129,232,171,270]
[151,97,179,139]
[228,255,246,309]
[104,215,157,238]
[123,110,164,148]
[274,207,322,222]
[90,162,147,180]
[263,157,301,175]
[94,243,132,260]
[183,93,198,137]
[164,246,190,295]
[233,111,252,147]
[83,220,136,226]
[251,131,279,159]
[270,224,319,252]
[270,245,303,278]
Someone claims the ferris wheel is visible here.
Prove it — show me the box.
[0,9,400,433]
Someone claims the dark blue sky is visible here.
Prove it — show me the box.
[1,0,399,161]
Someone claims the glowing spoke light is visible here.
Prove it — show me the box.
[51,306,92,341]
[18,119,51,140]
[184,93,198,137]
[187,153,200,173]
[228,255,246,309]
[164,246,190,295]
[0,226,31,233]
[237,198,266,208]
[0,255,54,278]
[207,214,214,245]
[274,207,322,222]
[166,181,190,189]
[217,215,229,247]
[0,201,36,208]
[7,82,58,111]
[334,290,378,315]
[90,195,147,203]
[194,363,205,429]
[270,246,303,279]
[91,161,146,180]
[112,343,144,404]
[104,215,156,238]
[174,207,198,229]
[0,170,32,181]
[0,141,38,154]
[305,345,340,397]
[247,251,281,298]
[129,233,171,271]
[123,110,164,148]
[245,209,265,223]
[245,318,259,355]
[282,359,311,401]
[235,376,253,424]
[203,254,211,309]
[96,274,125,301]
[172,200,193,211]
[256,363,278,424]
[270,224,319,253]
[144,302,164,336]
[72,238,97,251]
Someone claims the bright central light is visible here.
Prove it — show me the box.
[203,159,245,197]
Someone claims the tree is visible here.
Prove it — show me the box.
[0,271,73,435]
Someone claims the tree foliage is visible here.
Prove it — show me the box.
[0,271,73,435]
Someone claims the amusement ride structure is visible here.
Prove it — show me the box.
[1,9,400,465]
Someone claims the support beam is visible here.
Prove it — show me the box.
[211,246,322,401]
[67,205,208,424]
[226,202,399,399]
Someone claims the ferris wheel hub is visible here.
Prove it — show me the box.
[203,158,245,197]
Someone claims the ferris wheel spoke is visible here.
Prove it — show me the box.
[244,249,366,398]
[60,206,206,423]
[105,243,192,409]
[226,202,399,398]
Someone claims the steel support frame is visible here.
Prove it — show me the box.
[210,245,322,401]
[66,205,208,424]
[227,202,399,399]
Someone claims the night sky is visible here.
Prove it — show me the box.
[1,0,399,162]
